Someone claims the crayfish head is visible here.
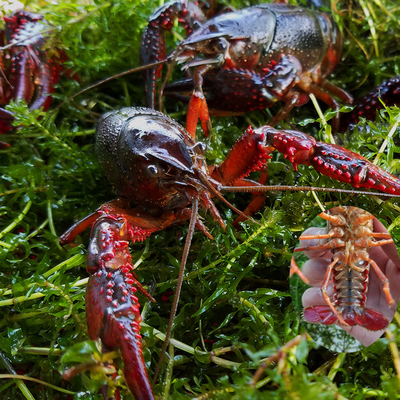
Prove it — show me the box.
[175,12,242,70]
[176,6,277,72]
[175,34,228,72]
[96,107,209,214]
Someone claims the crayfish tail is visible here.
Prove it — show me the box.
[303,305,338,325]
[345,308,390,331]
[304,305,389,331]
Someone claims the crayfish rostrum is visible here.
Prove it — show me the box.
[61,106,400,399]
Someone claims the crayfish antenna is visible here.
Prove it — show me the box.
[153,198,199,386]
[159,48,179,111]
[218,184,400,199]
[197,169,261,226]
[52,59,170,113]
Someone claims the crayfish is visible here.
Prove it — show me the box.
[291,206,400,346]
[0,11,65,142]
[60,106,400,399]
[141,0,353,135]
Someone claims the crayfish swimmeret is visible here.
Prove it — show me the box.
[0,11,65,140]
[141,0,353,134]
[61,107,400,399]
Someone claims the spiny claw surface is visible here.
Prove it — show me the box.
[339,74,400,131]
[258,126,400,195]
[86,217,155,400]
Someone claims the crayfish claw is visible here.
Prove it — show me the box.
[85,218,155,399]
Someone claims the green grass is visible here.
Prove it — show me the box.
[1,0,400,399]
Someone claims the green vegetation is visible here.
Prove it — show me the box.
[1,0,400,398]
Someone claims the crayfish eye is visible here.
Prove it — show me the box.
[146,164,161,178]
[191,141,207,154]
[192,21,202,30]
[211,38,228,53]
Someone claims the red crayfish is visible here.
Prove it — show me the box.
[0,11,65,142]
[61,106,400,399]
[60,106,266,400]
[291,206,398,333]
[141,0,353,135]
